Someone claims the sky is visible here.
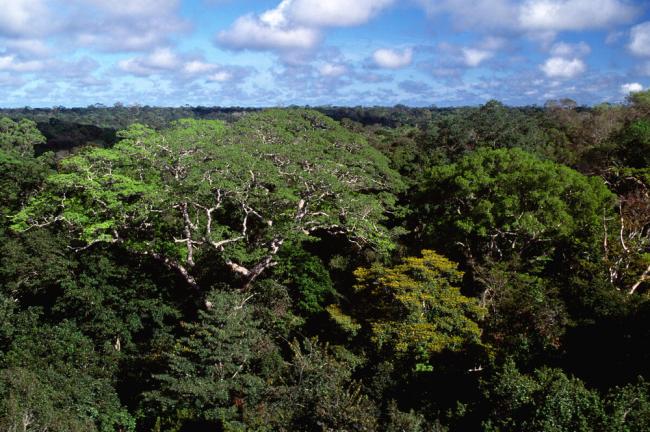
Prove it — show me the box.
[0,0,649,107]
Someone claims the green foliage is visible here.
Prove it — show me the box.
[0,118,51,223]
[478,264,568,361]
[618,119,650,168]
[276,243,334,314]
[13,111,403,289]
[627,89,650,109]
[2,104,650,431]
[143,290,276,430]
[251,338,379,431]
[419,147,615,267]
[482,360,607,432]
[352,250,485,365]
[384,400,431,432]
[0,117,45,157]
[604,379,650,431]
[0,305,133,432]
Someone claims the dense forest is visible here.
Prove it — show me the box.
[1,93,649,431]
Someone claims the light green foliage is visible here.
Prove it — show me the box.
[421,147,615,265]
[0,117,51,223]
[352,250,485,364]
[0,117,45,157]
[13,110,403,288]
[627,89,650,109]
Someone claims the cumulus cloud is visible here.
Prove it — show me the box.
[206,71,233,82]
[0,0,52,37]
[373,48,413,69]
[118,48,180,75]
[319,63,347,77]
[417,0,637,36]
[629,22,650,57]
[550,41,590,57]
[519,0,637,32]
[217,15,320,51]
[462,48,493,67]
[73,0,188,51]
[541,57,586,78]
[117,48,250,85]
[0,0,188,52]
[4,39,50,56]
[217,0,394,56]
[0,55,44,72]
[287,0,394,27]
[416,0,516,31]
[80,0,180,18]
[621,82,643,94]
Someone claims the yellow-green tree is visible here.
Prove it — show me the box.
[352,250,485,365]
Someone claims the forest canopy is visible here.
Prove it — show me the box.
[1,96,650,431]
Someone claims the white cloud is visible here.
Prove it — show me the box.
[417,0,516,30]
[4,39,51,56]
[621,82,643,94]
[319,63,347,77]
[541,57,586,78]
[207,71,233,82]
[217,0,394,55]
[462,48,493,67]
[519,0,637,32]
[287,0,394,27]
[629,22,650,57]
[183,60,218,75]
[373,48,413,69]
[0,0,187,51]
[118,48,180,75]
[0,0,51,37]
[417,0,636,36]
[550,41,590,57]
[117,48,246,84]
[217,15,320,51]
[79,0,180,17]
[145,48,180,69]
[0,55,44,72]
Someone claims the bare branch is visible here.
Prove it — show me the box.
[629,264,650,295]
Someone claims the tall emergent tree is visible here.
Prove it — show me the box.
[12,110,403,290]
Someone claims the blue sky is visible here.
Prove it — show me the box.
[0,0,649,107]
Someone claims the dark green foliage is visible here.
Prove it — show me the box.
[143,290,276,431]
[618,119,650,168]
[478,264,568,361]
[0,303,133,432]
[604,380,650,431]
[482,360,607,432]
[251,338,379,431]
[276,243,334,315]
